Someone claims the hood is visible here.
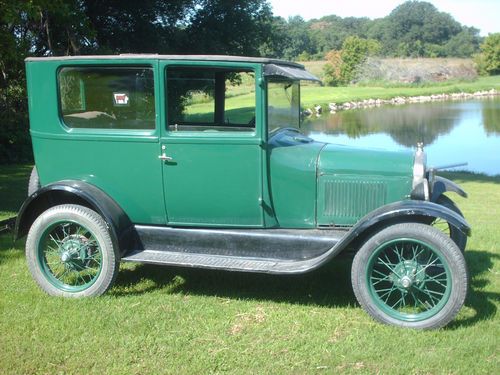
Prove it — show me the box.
[318,143,414,177]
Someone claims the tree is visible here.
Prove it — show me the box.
[323,37,381,86]
[259,16,290,58]
[281,16,315,60]
[341,36,380,83]
[309,15,372,55]
[184,0,273,56]
[372,1,463,57]
[442,27,481,58]
[475,33,500,76]
[82,0,196,53]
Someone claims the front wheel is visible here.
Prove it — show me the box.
[351,223,468,329]
[26,204,119,297]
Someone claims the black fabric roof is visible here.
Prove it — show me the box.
[26,54,321,81]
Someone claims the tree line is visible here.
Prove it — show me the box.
[261,1,482,60]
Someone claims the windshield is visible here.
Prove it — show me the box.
[267,80,300,135]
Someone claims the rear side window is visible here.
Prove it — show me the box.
[58,67,155,130]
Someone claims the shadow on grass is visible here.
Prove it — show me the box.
[0,234,24,264]
[447,249,499,329]
[112,248,498,328]
[0,164,31,214]
[111,254,356,308]
[2,231,497,328]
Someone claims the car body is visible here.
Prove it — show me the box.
[17,55,470,329]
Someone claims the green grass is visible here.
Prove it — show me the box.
[300,75,500,108]
[0,166,499,374]
[184,75,500,117]
[0,164,31,221]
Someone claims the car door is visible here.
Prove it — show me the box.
[31,58,166,225]
[159,61,264,227]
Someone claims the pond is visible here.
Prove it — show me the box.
[302,96,500,176]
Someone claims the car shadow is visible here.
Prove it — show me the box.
[446,249,499,329]
[111,253,356,308]
[112,248,498,329]
[0,234,24,265]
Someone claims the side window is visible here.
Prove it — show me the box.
[58,67,155,130]
[166,67,255,132]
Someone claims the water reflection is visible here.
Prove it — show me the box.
[302,97,500,175]
[482,100,500,135]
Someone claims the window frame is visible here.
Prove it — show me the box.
[163,62,261,137]
[56,64,158,135]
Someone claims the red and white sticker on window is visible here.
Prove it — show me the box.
[113,92,129,106]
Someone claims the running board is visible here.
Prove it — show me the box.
[121,226,347,274]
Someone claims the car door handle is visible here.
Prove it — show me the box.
[158,153,173,161]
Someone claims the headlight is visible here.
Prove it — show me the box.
[411,143,430,200]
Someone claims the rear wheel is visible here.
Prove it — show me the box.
[351,223,468,329]
[26,204,119,297]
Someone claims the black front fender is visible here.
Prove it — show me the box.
[15,180,134,255]
[351,199,471,237]
[325,199,471,259]
[431,176,468,202]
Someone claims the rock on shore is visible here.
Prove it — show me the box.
[302,89,499,115]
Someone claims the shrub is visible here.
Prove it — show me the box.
[323,50,343,86]
[323,37,381,86]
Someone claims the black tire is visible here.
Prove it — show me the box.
[28,166,41,196]
[26,204,119,297]
[433,195,467,252]
[351,223,468,329]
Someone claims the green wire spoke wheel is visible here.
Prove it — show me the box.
[352,223,468,329]
[26,204,119,297]
[38,222,102,291]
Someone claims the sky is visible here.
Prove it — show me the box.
[267,0,499,36]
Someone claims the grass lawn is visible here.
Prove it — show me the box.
[186,75,500,117]
[0,166,498,374]
[300,75,500,108]
[0,164,31,221]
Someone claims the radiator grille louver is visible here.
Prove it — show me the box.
[323,179,387,220]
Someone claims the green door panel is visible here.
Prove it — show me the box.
[161,140,263,226]
[33,136,165,224]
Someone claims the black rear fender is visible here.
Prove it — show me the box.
[15,180,134,256]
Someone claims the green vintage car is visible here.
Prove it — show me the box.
[17,55,470,329]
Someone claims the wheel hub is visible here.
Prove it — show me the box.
[61,251,72,262]
[391,260,425,290]
[60,238,85,264]
[400,276,412,288]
